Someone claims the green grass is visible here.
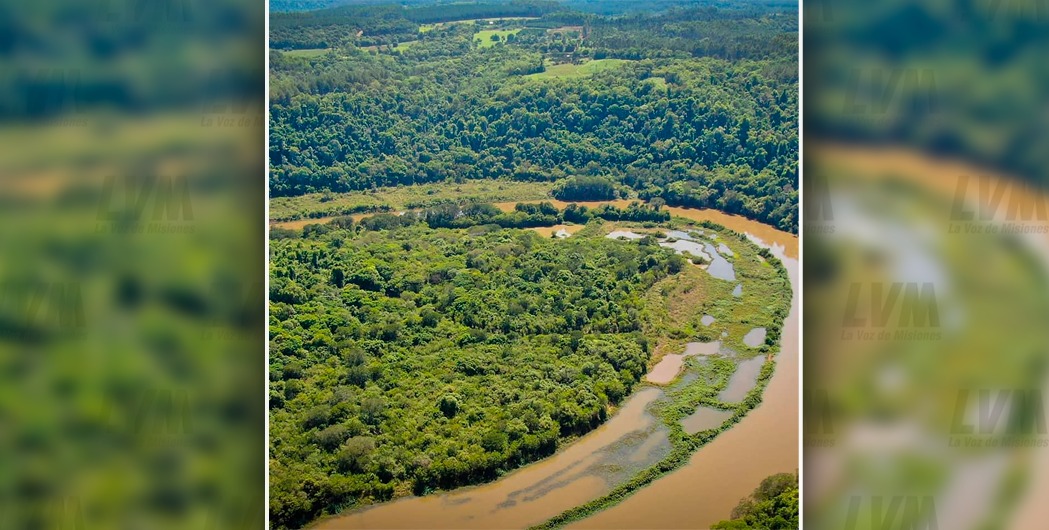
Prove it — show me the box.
[394,40,419,51]
[530,221,792,529]
[269,180,554,223]
[526,59,631,79]
[281,48,331,58]
[474,29,521,48]
[645,76,668,89]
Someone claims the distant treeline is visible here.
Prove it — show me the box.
[270,1,798,233]
[271,200,668,239]
[272,2,559,49]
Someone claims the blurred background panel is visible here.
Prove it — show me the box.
[804,0,1049,529]
[0,0,264,528]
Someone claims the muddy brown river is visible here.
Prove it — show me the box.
[569,231,798,530]
[311,206,799,530]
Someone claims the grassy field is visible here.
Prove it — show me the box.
[280,48,331,58]
[532,219,792,530]
[270,180,554,224]
[424,17,538,33]
[527,59,631,79]
[645,76,668,89]
[394,40,419,51]
[474,28,522,47]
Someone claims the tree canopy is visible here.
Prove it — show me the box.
[269,3,798,232]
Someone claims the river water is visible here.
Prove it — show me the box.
[311,205,799,530]
[569,226,798,530]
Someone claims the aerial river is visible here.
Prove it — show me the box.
[312,204,798,530]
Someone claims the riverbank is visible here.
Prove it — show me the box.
[304,205,798,529]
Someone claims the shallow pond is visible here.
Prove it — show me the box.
[680,407,735,435]
[718,356,766,403]
[314,208,797,530]
[742,327,767,348]
[572,239,797,530]
[702,242,736,281]
[605,229,736,281]
[646,341,721,385]
[660,239,712,262]
[605,230,645,240]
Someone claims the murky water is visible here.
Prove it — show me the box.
[718,356,765,403]
[681,407,734,435]
[742,327,766,348]
[645,341,721,385]
[732,284,743,297]
[605,229,736,281]
[605,230,645,240]
[315,388,670,529]
[571,235,798,530]
[664,230,702,240]
[659,239,712,262]
[311,205,798,530]
[701,315,715,326]
[701,242,736,281]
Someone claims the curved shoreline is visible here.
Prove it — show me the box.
[301,205,798,530]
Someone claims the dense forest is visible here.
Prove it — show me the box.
[712,472,799,529]
[805,0,1049,188]
[269,219,690,527]
[269,2,797,528]
[269,1,798,232]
